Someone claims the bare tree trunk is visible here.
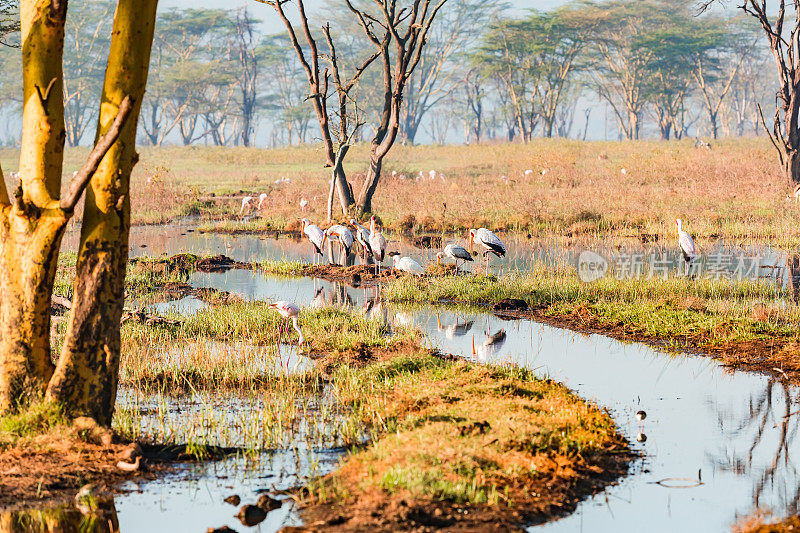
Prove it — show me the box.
[0,211,63,412]
[358,151,383,215]
[46,0,158,425]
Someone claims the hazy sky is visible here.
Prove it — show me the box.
[160,0,556,33]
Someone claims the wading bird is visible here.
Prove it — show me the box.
[240,196,254,215]
[299,197,309,212]
[369,215,387,275]
[469,228,506,274]
[268,301,304,365]
[350,219,373,263]
[676,218,696,270]
[437,244,473,271]
[323,225,354,265]
[301,218,324,264]
[257,193,268,210]
[392,255,425,276]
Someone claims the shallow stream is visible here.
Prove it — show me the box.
[7,222,799,531]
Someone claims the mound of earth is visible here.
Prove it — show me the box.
[492,298,530,316]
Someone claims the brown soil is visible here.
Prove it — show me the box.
[299,264,407,286]
[0,433,237,512]
[0,437,152,512]
[129,253,252,277]
[286,454,629,532]
[735,515,800,532]
[152,281,243,305]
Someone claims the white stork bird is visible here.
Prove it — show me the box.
[437,244,473,271]
[301,218,324,264]
[523,169,534,177]
[469,228,506,275]
[323,224,354,265]
[429,170,437,180]
[369,215,387,275]
[350,219,373,263]
[299,197,309,212]
[268,301,305,364]
[392,255,425,276]
[257,193,268,210]
[676,218,697,272]
[240,196,254,215]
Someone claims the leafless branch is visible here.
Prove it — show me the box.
[61,96,134,211]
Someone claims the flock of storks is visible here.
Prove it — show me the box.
[268,211,699,359]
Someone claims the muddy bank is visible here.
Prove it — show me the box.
[0,433,235,512]
[147,281,243,305]
[129,253,253,277]
[290,456,629,532]
[289,263,463,286]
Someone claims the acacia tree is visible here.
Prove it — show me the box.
[258,0,378,218]
[637,24,715,140]
[693,16,758,139]
[586,0,674,140]
[0,0,158,423]
[345,0,452,213]
[702,0,800,182]
[398,0,499,144]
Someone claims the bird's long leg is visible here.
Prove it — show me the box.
[276,320,283,365]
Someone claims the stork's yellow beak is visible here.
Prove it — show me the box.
[471,335,476,357]
[469,234,474,255]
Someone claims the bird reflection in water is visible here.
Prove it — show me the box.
[471,329,506,362]
[436,313,474,339]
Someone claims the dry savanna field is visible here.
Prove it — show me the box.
[3,138,793,245]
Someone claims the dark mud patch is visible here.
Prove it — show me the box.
[151,282,243,305]
[299,264,408,286]
[492,298,530,318]
[0,434,237,512]
[129,254,253,278]
[409,234,443,249]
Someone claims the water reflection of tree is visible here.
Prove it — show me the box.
[709,379,800,515]
[0,503,119,532]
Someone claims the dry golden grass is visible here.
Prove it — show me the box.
[298,354,629,530]
[3,138,794,242]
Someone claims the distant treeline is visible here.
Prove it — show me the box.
[0,0,772,146]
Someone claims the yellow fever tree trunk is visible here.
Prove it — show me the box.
[0,0,68,412]
[46,0,159,425]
